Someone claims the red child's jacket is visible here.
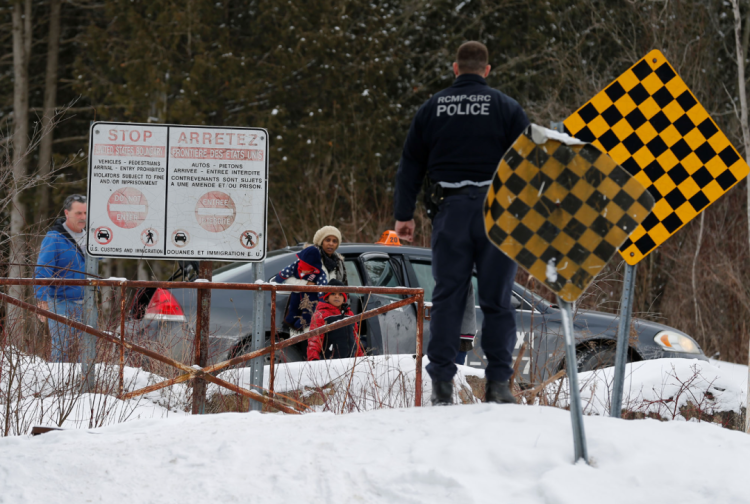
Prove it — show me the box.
[307,301,365,361]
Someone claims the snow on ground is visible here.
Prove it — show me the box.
[4,346,749,436]
[3,351,750,502]
[2,400,749,503]
[0,347,189,434]
[212,355,484,410]
[558,358,747,419]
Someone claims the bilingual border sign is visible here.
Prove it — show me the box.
[86,121,269,262]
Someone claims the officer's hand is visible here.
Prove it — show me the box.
[395,220,415,242]
[37,300,48,324]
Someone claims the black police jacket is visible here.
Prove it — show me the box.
[394,73,529,221]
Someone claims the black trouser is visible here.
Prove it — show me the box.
[427,186,518,383]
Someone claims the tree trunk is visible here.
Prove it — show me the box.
[8,0,32,334]
[730,0,750,434]
[37,0,62,224]
[137,260,149,281]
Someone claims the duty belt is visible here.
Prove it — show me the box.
[440,186,478,198]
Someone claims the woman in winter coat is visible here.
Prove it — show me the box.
[313,226,348,284]
[307,279,365,361]
[275,246,328,336]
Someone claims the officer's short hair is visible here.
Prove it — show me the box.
[456,41,489,74]
[63,194,86,212]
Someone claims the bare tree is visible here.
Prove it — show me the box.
[8,0,32,327]
[36,0,62,223]
[730,0,750,434]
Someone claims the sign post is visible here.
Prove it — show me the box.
[192,262,213,415]
[249,262,265,412]
[81,253,98,392]
[564,50,750,418]
[611,262,636,417]
[86,122,269,413]
[557,298,588,462]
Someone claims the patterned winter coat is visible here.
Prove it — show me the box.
[275,246,328,334]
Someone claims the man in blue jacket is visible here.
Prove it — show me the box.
[394,41,529,405]
[35,194,87,362]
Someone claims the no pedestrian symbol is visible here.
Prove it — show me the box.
[240,230,258,249]
[141,228,159,247]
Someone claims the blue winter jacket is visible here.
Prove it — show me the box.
[34,219,86,301]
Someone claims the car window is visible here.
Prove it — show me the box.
[412,261,480,304]
[345,260,363,286]
[363,258,400,288]
[411,262,436,302]
[362,257,402,299]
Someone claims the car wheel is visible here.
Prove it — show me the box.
[230,336,305,365]
[576,344,628,372]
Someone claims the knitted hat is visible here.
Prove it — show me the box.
[323,278,348,302]
[313,226,342,247]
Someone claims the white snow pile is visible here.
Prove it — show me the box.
[2,399,749,503]
[3,349,750,502]
[213,355,483,411]
[555,358,747,421]
[0,347,188,435]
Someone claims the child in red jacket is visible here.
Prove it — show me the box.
[307,279,365,361]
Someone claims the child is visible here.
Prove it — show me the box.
[307,279,365,361]
[275,246,328,335]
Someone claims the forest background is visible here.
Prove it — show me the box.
[2,0,750,365]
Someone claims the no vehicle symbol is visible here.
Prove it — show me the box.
[240,230,259,249]
[195,191,236,233]
[140,228,159,247]
[172,229,190,247]
[94,226,113,245]
[108,187,149,229]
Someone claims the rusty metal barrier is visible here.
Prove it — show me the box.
[0,278,425,413]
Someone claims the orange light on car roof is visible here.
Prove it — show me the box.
[376,230,401,246]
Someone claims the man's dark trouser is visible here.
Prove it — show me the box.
[427,187,518,383]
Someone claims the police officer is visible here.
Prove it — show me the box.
[394,41,529,405]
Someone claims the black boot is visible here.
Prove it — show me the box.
[430,380,454,406]
[485,380,517,404]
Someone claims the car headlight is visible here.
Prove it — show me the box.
[653,331,700,354]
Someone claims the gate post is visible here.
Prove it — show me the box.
[192,261,213,414]
[81,253,98,392]
[248,262,265,412]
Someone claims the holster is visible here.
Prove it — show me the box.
[422,178,443,222]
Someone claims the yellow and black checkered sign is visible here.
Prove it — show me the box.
[484,128,654,302]
[565,50,749,265]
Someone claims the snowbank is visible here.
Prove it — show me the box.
[1,402,748,503]
[212,355,485,410]
[555,358,747,421]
